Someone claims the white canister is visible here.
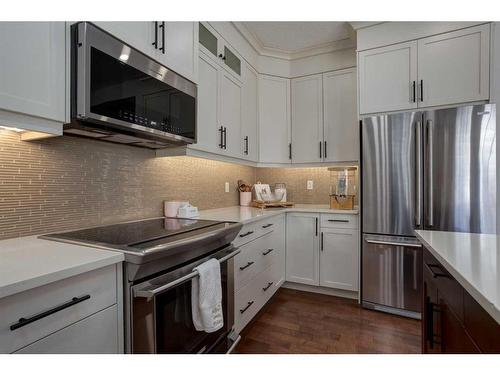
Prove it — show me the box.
[240,192,252,206]
[164,201,187,217]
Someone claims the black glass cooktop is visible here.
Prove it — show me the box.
[42,217,227,251]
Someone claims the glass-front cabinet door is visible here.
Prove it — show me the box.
[199,23,218,58]
[223,46,241,76]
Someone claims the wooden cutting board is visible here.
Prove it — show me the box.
[251,200,294,209]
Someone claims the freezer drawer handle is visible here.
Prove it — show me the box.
[10,295,91,331]
[262,223,273,228]
[328,219,349,223]
[425,263,450,279]
[239,301,254,314]
[365,239,422,248]
[239,261,254,270]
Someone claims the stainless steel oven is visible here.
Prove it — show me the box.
[131,245,239,354]
[69,22,197,149]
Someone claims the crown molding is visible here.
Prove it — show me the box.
[349,22,385,30]
[233,22,356,61]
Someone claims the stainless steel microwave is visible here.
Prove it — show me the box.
[68,22,197,149]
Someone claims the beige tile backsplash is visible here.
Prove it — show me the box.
[0,130,254,239]
[0,128,358,240]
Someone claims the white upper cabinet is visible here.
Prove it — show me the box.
[358,23,491,115]
[0,22,66,129]
[161,22,198,83]
[323,68,358,163]
[286,213,319,286]
[320,228,359,291]
[241,65,258,161]
[417,23,490,108]
[219,70,242,158]
[291,74,323,163]
[95,22,198,83]
[191,51,220,154]
[358,41,418,115]
[259,75,291,164]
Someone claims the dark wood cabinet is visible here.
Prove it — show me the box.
[422,247,499,353]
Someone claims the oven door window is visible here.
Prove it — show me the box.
[133,263,228,354]
[89,47,195,139]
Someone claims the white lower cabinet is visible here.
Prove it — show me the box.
[320,228,359,291]
[233,215,285,334]
[0,264,122,354]
[285,212,359,292]
[285,213,320,285]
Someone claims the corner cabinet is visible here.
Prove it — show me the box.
[241,64,259,161]
[0,22,66,134]
[291,74,324,163]
[358,23,490,115]
[259,75,291,164]
[285,213,320,285]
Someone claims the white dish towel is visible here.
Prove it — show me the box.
[191,258,224,333]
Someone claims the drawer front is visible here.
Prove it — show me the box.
[233,214,283,247]
[0,265,117,353]
[234,275,263,333]
[15,305,119,354]
[464,292,500,353]
[423,248,464,322]
[234,231,274,291]
[257,261,285,305]
[320,214,358,229]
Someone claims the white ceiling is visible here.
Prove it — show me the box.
[241,22,354,54]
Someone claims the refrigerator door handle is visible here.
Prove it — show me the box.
[415,120,423,228]
[426,119,434,227]
[365,239,422,248]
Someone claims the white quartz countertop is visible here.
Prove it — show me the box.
[198,204,358,225]
[415,230,500,324]
[0,236,124,299]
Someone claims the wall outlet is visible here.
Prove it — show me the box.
[307,180,314,190]
[225,182,230,193]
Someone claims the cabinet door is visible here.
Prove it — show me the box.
[291,74,323,163]
[320,228,358,291]
[190,51,220,153]
[259,75,291,164]
[219,70,242,158]
[94,22,153,57]
[417,23,490,108]
[0,22,65,123]
[162,22,198,83]
[358,41,418,114]
[323,68,359,163]
[241,64,258,161]
[285,213,319,286]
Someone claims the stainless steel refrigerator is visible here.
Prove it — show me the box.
[361,104,496,318]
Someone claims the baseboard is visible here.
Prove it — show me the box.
[281,281,359,300]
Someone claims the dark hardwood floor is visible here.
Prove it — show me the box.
[235,288,422,354]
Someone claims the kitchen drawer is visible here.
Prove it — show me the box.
[257,261,285,305]
[234,274,263,333]
[320,214,358,229]
[423,248,464,322]
[233,214,283,247]
[234,231,273,291]
[0,264,117,353]
[464,292,500,353]
[14,305,119,354]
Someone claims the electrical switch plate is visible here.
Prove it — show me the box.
[225,182,230,193]
[307,180,313,190]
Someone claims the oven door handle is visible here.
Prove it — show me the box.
[134,248,241,299]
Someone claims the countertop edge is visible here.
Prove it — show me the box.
[0,253,124,300]
[415,231,500,325]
